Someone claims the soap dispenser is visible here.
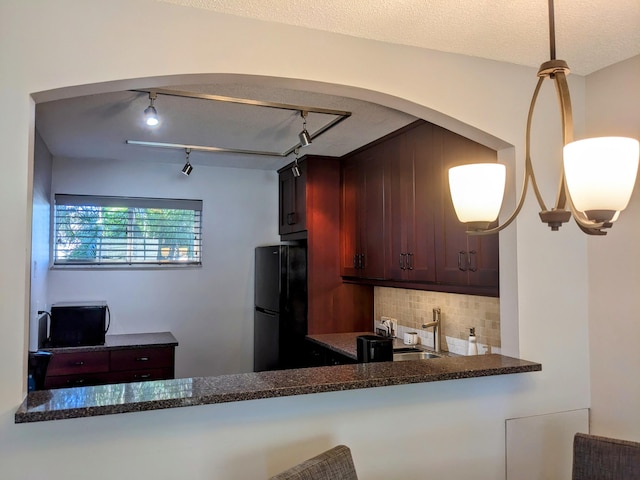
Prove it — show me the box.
[467,328,478,356]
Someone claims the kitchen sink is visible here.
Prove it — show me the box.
[392,347,441,361]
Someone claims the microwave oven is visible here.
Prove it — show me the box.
[47,302,109,347]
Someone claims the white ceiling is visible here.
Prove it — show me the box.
[36,82,417,171]
[158,0,640,76]
[36,1,639,172]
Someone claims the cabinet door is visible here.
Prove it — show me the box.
[467,234,499,288]
[341,150,385,279]
[405,123,437,282]
[278,163,307,236]
[359,150,386,279]
[386,124,436,282]
[340,156,360,276]
[386,135,412,280]
[434,127,499,287]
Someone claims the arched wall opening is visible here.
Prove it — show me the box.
[28,72,520,384]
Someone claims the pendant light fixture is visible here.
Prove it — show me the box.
[181,148,193,176]
[144,91,159,127]
[448,0,639,236]
[298,111,312,147]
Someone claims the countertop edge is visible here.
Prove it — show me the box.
[39,332,179,353]
[15,355,541,424]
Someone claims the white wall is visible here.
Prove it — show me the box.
[0,0,621,478]
[47,156,279,377]
[29,131,53,351]
[585,55,640,441]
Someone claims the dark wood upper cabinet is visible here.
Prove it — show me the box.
[434,128,500,290]
[385,123,437,282]
[278,162,307,236]
[340,120,499,296]
[340,150,386,279]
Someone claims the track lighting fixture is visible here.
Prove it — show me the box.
[298,111,312,147]
[182,148,193,176]
[448,0,639,236]
[144,92,159,127]
[292,148,301,178]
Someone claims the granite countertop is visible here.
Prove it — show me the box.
[40,332,178,353]
[16,353,541,424]
[306,332,457,359]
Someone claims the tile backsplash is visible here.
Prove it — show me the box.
[374,287,500,355]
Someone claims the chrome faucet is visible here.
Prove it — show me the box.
[421,307,441,352]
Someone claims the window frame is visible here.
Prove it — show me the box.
[51,194,203,269]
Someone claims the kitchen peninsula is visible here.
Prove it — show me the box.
[16,353,540,423]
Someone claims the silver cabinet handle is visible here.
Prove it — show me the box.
[468,250,478,272]
[458,251,467,271]
[399,253,406,270]
[407,253,414,270]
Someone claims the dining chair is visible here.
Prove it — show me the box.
[269,444,359,480]
[572,432,640,480]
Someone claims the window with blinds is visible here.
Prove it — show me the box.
[53,195,202,266]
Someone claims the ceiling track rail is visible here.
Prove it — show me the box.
[129,88,352,158]
[125,140,288,157]
[132,88,352,117]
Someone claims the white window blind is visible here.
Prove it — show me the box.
[54,194,202,266]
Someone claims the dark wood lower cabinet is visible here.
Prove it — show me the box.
[306,341,357,367]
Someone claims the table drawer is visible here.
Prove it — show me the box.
[110,347,174,371]
[106,368,173,384]
[46,351,110,376]
[44,372,112,389]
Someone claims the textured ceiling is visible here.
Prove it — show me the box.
[37,1,639,171]
[157,0,640,75]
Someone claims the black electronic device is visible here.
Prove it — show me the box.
[47,302,109,347]
[357,335,393,363]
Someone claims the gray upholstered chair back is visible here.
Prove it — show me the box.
[572,432,640,480]
[269,444,358,480]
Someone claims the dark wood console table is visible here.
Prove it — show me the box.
[41,332,178,389]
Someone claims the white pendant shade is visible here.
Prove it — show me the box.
[563,137,639,222]
[448,163,506,226]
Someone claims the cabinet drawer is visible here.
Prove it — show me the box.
[110,347,174,371]
[46,351,110,376]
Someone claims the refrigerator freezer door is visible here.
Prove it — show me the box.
[254,308,280,372]
[254,246,282,313]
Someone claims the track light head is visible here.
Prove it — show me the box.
[299,129,312,147]
[182,148,193,176]
[292,161,301,178]
[144,106,158,126]
[292,149,301,177]
[144,92,159,127]
[298,111,312,147]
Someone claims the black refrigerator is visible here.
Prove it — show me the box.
[254,244,307,372]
